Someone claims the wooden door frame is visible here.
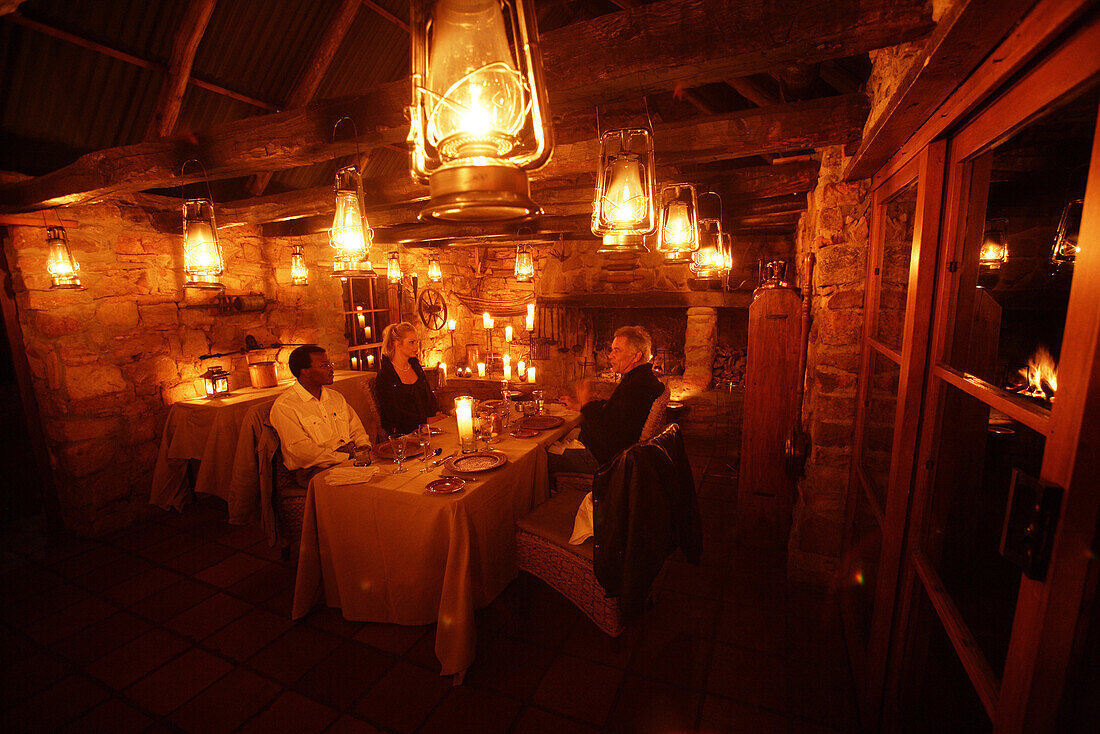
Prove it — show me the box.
[842,142,945,729]
[880,8,1100,732]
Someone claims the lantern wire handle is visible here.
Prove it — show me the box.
[180,158,215,202]
[332,117,363,167]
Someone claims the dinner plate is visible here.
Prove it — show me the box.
[426,477,465,494]
[374,440,426,460]
[505,390,524,399]
[480,399,506,410]
[444,451,508,474]
[518,415,565,431]
[509,428,538,438]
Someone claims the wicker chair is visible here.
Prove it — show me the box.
[554,383,671,494]
[272,449,307,560]
[515,488,625,636]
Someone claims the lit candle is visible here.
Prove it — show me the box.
[455,396,477,453]
[447,319,456,332]
[517,360,526,381]
[365,326,372,340]
[440,363,447,379]
[351,355,359,370]
[503,364,511,380]
[528,365,536,383]
[505,325,513,343]
[356,306,366,328]
[482,312,491,329]
[367,354,375,368]
[526,303,535,332]
[503,354,510,366]
[477,362,486,377]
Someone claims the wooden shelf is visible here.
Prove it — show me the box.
[537,291,754,309]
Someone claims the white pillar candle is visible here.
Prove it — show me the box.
[367,354,375,368]
[503,364,511,380]
[503,353,510,366]
[528,366,536,383]
[440,363,447,378]
[482,312,491,329]
[365,326,371,340]
[505,325,513,342]
[477,362,486,377]
[351,355,359,370]
[517,360,526,381]
[448,319,456,332]
[356,306,366,328]
[455,396,477,453]
[526,313,535,331]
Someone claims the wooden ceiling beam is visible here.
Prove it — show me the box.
[845,0,1038,180]
[726,77,778,107]
[246,0,361,196]
[144,0,218,141]
[361,0,409,33]
[5,11,277,111]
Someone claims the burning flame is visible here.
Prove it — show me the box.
[1018,346,1058,400]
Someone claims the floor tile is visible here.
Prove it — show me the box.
[125,647,232,716]
[324,715,383,734]
[629,626,711,689]
[354,660,452,733]
[103,567,184,606]
[0,652,73,707]
[138,532,205,563]
[418,685,523,734]
[464,631,557,700]
[23,594,119,645]
[294,640,393,711]
[165,592,252,641]
[0,674,110,733]
[718,600,784,654]
[227,563,296,604]
[1,563,64,602]
[560,619,638,669]
[86,628,190,690]
[164,542,237,576]
[51,610,152,666]
[216,523,268,550]
[605,674,702,734]
[130,577,217,623]
[352,622,429,656]
[707,642,788,713]
[2,583,88,628]
[48,544,127,579]
[644,589,719,638]
[203,607,292,662]
[247,625,343,686]
[110,522,179,552]
[76,554,156,594]
[533,653,623,726]
[171,668,281,734]
[303,606,366,638]
[510,707,601,734]
[195,552,270,588]
[238,690,340,734]
[700,694,791,733]
[59,696,154,733]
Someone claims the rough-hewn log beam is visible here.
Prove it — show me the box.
[845,0,1037,180]
[727,77,778,107]
[726,194,806,217]
[144,0,218,140]
[247,0,361,195]
[362,0,408,32]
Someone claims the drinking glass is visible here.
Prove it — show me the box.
[388,433,408,473]
[532,389,545,415]
[418,423,432,459]
[477,414,495,449]
[353,445,372,467]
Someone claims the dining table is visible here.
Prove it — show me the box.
[150,370,376,512]
[291,403,582,679]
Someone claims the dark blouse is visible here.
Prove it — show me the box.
[375,355,438,435]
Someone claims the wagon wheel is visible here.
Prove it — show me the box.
[417,289,448,331]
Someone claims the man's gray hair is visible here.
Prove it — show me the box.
[613,325,653,361]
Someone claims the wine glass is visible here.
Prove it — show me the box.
[532,389,545,415]
[388,433,408,473]
[476,414,495,450]
[417,423,432,459]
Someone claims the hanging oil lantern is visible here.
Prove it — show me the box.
[182,198,225,290]
[690,218,730,281]
[1051,198,1083,268]
[427,254,444,282]
[387,252,403,282]
[592,128,656,254]
[330,165,377,277]
[514,243,534,282]
[656,183,699,263]
[979,219,1009,270]
[45,226,82,289]
[409,0,553,222]
[201,365,231,398]
[290,244,309,285]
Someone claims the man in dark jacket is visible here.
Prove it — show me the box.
[556,325,664,471]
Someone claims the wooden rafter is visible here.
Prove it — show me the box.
[361,0,408,32]
[5,11,276,111]
[144,0,218,140]
[727,77,778,108]
[246,0,361,196]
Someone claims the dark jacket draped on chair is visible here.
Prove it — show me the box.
[592,423,703,615]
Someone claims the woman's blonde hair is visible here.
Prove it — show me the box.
[381,321,418,359]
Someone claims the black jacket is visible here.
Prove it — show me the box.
[592,423,703,616]
[579,363,663,465]
[375,355,438,435]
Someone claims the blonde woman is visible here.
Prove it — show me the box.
[375,322,440,435]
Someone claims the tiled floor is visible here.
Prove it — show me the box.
[0,440,857,733]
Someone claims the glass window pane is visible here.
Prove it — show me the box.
[860,351,899,510]
[947,86,1098,404]
[898,583,993,733]
[875,180,918,351]
[925,384,1045,677]
[846,485,882,647]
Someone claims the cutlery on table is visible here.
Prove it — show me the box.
[420,448,442,463]
[440,474,476,482]
[420,451,457,472]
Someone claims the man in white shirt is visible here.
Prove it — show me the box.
[270,345,370,486]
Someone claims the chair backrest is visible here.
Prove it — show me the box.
[639,384,672,441]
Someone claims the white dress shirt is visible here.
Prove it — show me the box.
[269,381,370,470]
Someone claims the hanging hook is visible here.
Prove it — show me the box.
[180,158,215,203]
[332,116,363,166]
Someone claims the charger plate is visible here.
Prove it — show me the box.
[374,441,426,460]
[426,477,466,494]
[509,428,538,438]
[443,451,508,474]
[480,399,506,410]
[519,415,564,431]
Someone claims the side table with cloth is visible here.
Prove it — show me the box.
[150,371,381,512]
[292,405,581,678]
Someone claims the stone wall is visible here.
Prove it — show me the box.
[3,200,347,535]
[788,145,871,586]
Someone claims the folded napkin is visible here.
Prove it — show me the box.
[570,491,594,545]
[324,466,379,485]
[547,428,584,455]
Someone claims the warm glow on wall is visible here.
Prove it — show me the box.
[409,0,553,221]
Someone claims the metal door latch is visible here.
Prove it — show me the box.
[999,469,1063,581]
